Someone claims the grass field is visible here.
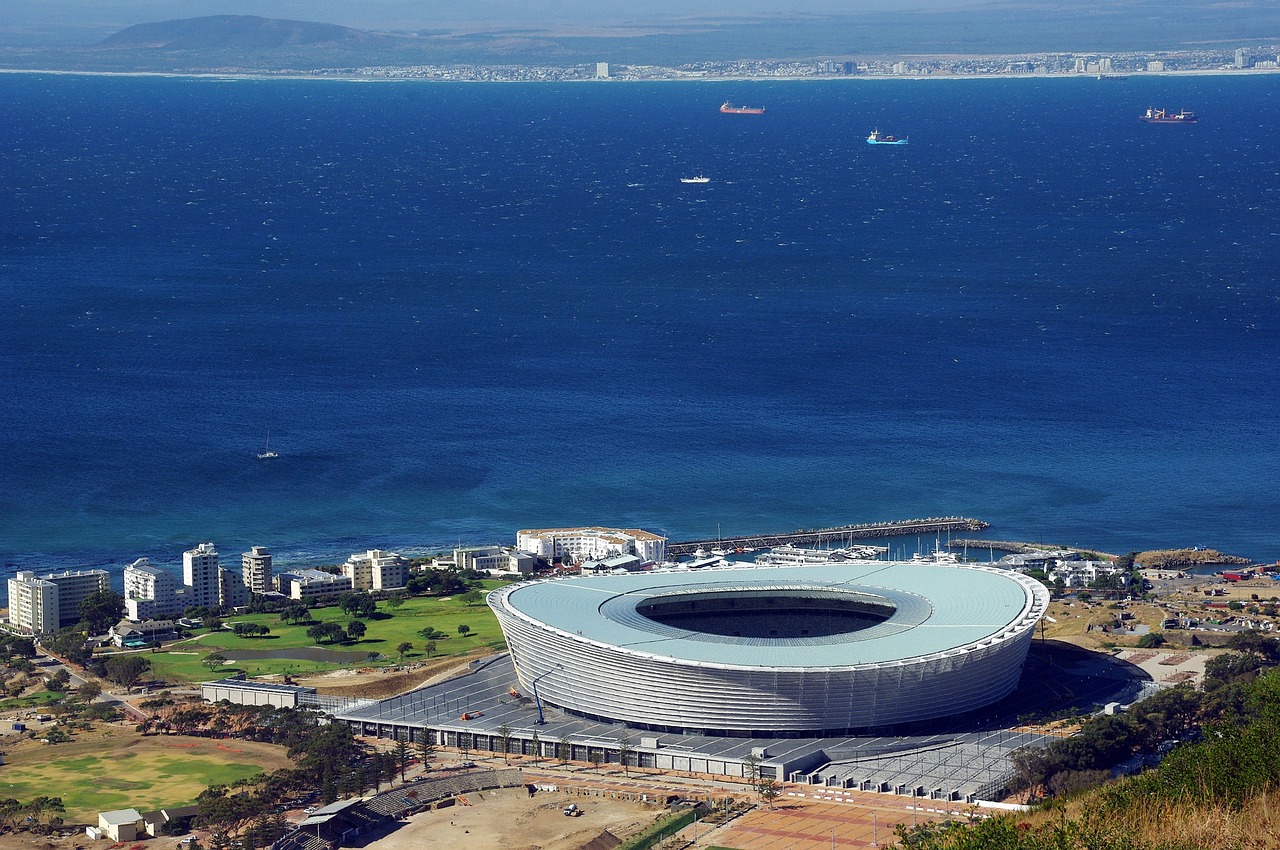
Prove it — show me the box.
[1,728,292,822]
[138,585,509,683]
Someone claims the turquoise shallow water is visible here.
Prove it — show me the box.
[1,72,1277,588]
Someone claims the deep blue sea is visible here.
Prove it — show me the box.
[1,72,1278,593]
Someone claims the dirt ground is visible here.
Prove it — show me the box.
[292,651,489,698]
[363,786,665,850]
[704,795,945,850]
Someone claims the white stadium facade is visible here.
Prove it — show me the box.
[488,562,1049,735]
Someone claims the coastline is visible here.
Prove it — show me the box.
[2,66,1279,84]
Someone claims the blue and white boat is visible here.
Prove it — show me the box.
[867,129,908,145]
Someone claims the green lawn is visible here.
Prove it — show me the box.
[1,732,291,821]
[0,691,66,710]
[139,585,509,683]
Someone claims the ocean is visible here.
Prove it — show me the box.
[1,72,1277,591]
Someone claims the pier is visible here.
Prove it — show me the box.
[667,517,990,557]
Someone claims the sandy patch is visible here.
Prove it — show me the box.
[364,785,663,850]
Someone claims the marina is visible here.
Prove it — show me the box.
[667,517,989,557]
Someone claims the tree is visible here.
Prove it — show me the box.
[347,620,367,641]
[76,680,102,702]
[307,622,347,644]
[203,653,228,673]
[395,735,410,781]
[457,624,471,636]
[530,730,541,765]
[280,605,310,625]
[424,641,438,658]
[461,590,485,607]
[742,752,761,786]
[396,642,413,663]
[386,593,406,611]
[104,655,150,692]
[417,734,435,768]
[78,590,125,634]
[756,778,781,808]
[338,593,363,617]
[556,733,571,764]
[498,723,513,763]
[618,736,633,777]
[588,749,603,773]
[1136,632,1166,649]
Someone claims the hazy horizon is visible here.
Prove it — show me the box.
[3,0,978,35]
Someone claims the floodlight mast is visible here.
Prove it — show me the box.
[530,665,561,725]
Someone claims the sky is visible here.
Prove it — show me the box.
[1,0,975,35]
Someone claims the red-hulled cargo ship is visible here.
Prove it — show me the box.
[721,102,765,114]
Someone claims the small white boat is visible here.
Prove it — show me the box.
[680,175,710,183]
[258,431,279,460]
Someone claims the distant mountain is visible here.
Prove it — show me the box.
[94,15,367,51]
[0,3,1275,73]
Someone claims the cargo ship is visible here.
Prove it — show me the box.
[866,129,908,145]
[1140,107,1197,124]
[720,102,765,115]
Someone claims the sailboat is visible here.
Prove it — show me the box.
[258,431,279,460]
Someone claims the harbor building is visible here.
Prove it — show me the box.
[276,568,353,602]
[341,549,408,591]
[241,546,273,595]
[516,526,666,565]
[7,569,111,634]
[182,542,221,609]
[123,558,184,621]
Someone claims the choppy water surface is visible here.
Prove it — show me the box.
[1,73,1277,588]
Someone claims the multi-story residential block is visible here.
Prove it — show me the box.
[276,569,353,602]
[123,558,183,621]
[241,546,273,595]
[183,542,220,609]
[341,550,407,591]
[7,569,111,633]
[218,567,251,609]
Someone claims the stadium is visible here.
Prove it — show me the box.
[488,562,1049,735]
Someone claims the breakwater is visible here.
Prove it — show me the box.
[667,517,989,557]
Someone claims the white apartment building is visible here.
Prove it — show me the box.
[241,546,273,595]
[277,569,353,602]
[341,550,407,591]
[183,542,221,609]
[516,527,666,566]
[7,569,111,634]
[454,546,535,576]
[123,558,183,621]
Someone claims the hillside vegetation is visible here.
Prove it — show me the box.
[897,648,1280,850]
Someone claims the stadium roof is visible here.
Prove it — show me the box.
[493,563,1043,669]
